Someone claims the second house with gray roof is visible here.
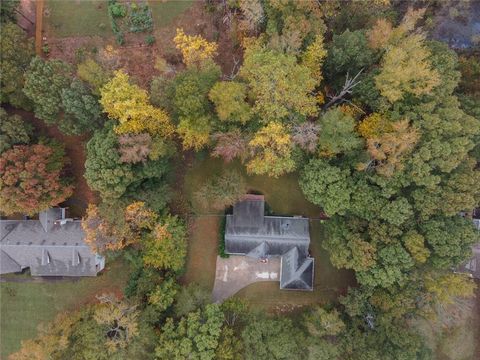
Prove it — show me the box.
[0,208,105,277]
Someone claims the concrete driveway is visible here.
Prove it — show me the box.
[212,255,280,302]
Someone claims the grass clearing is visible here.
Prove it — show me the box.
[149,0,194,29]
[44,0,193,39]
[0,258,130,358]
[44,0,113,38]
[182,156,356,309]
[182,216,219,291]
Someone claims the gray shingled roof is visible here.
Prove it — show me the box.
[225,197,314,290]
[0,250,21,274]
[0,209,104,277]
[280,247,314,291]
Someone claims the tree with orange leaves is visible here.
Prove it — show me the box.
[82,201,157,254]
[360,119,419,177]
[0,144,73,215]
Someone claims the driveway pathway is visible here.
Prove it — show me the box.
[212,255,280,303]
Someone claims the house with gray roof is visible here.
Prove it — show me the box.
[0,208,105,277]
[225,195,314,291]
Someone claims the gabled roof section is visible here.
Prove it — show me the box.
[246,242,269,258]
[0,250,21,274]
[0,208,104,277]
[232,195,265,228]
[39,208,64,232]
[280,247,314,291]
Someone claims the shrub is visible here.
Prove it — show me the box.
[129,3,153,33]
[108,1,126,17]
[218,216,229,258]
[145,34,155,46]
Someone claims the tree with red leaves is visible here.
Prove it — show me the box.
[0,144,73,215]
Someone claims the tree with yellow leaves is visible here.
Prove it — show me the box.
[239,42,317,122]
[361,119,419,177]
[174,28,218,67]
[357,112,393,139]
[375,34,440,102]
[100,70,174,137]
[142,215,188,272]
[246,121,295,177]
[302,34,327,86]
[367,7,426,50]
[425,273,476,305]
[369,7,440,102]
[93,294,140,353]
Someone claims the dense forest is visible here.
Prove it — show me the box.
[1,0,479,359]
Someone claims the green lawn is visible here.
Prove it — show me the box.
[149,0,194,29]
[0,258,130,358]
[44,0,193,38]
[45,0,113,38]
[182,216,219,291]
[182,156,356,309]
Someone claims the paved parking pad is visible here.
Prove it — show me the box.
[212,255,280,302]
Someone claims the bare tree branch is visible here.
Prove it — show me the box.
[323,69,364,111]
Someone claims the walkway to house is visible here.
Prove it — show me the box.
[212,255,281,303]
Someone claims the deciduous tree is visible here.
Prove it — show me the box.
[246,121,295,177]
[94,294,140,352]
[303,307,345,337]
[117,133,152,164]
[173,28,218,68]
[23,57,72,124]
[77,58,111,95]
[155,304,224,360]
[291,122,320,153]
[172,63,221,150]
[317,108,363,157]
[0,144,73,215]
[85,123,135,199]
[240,43,317,122]
[424,273,476,305]
[375,34,440,102]
[100,70,173,137]
[209,81,252,123]
[421,217,477,269]
[302,34,327,86]
[0,108,32,153]
[0,22,34,109]
[242,317,305,360]
[142,215,187,272]
[211,130,249,162]
[60,79,103,135]
[324,30,374,82]
[300,159,352,216]
[402,231,430,264]
[194,170,247,211]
